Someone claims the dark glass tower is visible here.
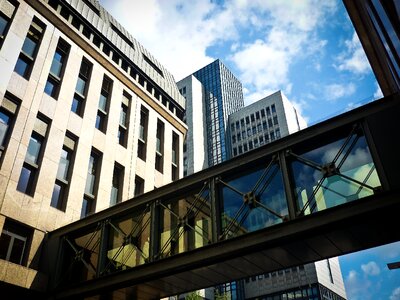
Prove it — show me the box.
[193,59,244,166]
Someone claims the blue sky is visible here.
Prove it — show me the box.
[99,1,397,298]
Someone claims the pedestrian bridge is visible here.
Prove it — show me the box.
[44,93,400,299]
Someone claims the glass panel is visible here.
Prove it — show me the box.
[139,124,145,140]
[50,182,63,208]
[290,130,381,215]
[220,159,287,239]
[0,110,10,146]
[158,184,211,258]
[98,94,107,111]
[110,186,118,206]
[61,227,101,285]
[0,15,8,36]
[50,55,63,78]
[44,78,57,97]
[21,36,37,57]
[120,105,127,126]
[14,57,29,77]
[26,135,41,165]
[71,95,82,114]
[9,237,26,264]
[75,77,86,95]
[104,206,150,274]
[57,149,70,180]
[85,173,95,196]
[17,165,34,194]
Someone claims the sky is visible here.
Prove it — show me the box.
[98,0,397,298]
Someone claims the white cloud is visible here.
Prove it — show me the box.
[361,261,381,276]
[391,287,400,300]
[334,32,371,75]
[324,83,356,101]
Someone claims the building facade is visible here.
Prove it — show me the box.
[228,91,307,158]
[178,59,244,176]
[0,0,186,296]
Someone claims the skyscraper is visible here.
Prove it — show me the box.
[0,0,185,297]
[178,59,244,176]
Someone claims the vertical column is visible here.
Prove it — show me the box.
[278,151,297,220]
[149,201,160,262]
[97,220,109,277]
[209,177,220,243]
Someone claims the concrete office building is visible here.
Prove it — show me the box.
[178,59,244,176]
[228,91,307,158]
[0,0,186,296]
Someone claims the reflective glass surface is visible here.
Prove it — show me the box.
[14,57,29,77]
[290,131,381,215]
[26,135,42,165]
[57,149,70,180]
[50,56,63,78]
[75,77,86,95]
[0,110,10,146]
[21,36,37,57]
[220,160,287,239]
[44,78,57,97]
[17,165,34,194]
[50,182,62,208]
[158,185,211,257]
[0,15,7,36]
[103,206,150,274]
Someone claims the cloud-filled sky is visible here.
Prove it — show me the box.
[100,0,381,124]
[98,1,396,298]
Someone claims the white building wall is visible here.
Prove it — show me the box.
[315,258,347,299]
[177,75,208,176]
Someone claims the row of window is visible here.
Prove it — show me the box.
[248,283,320,300]
[45,0,184,120]
[0,0,18,49]
[0,91,179,218]
[231,117,279,144]
[230,104,277,133]
[232,129,281,156]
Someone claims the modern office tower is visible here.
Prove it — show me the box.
[178,59,244,176]
[0,0,186,297]
[343,0,400,96]
[228,91,307,158]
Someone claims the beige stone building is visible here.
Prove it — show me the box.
[0,0,186,296]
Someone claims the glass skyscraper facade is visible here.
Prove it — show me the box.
[193,59,244,166]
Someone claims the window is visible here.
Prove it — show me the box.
[237,133,241,142]
[230,123,235,132]
[142,53,164,77]
[241,130,246,139]
[110,163,124,206]
[263,121,268,130]
[268,118,273,127]
[14,17,45,79]
[235,121,239,130]
[118,92,131,147]
[238,145,243,154]
[266,107,271,116]
[252,126,256,134]
[45,39,70,99]
[249,141,253,150]
[271,104,276,113]
[0,1,18,49]
[137,106,148,161]
[232,135,236,144]
[270,131,275,141]
[245,116,250,124]
[17,116,49,196]
[72,58,92,116]
[155,120,164,173]
[243,144,248,152]
[261,109,265,117]
[51,133,77,211]
[0,219,33,266]
[240,119,244,127]
[171,132,179,181]
[273,115,278,125]
[250,114,255,122]
[0,94,19,161]
[96,75,113,133]
[82,150,101,218]
[275,128,281,138]
[134,175,144,197]
[233,147,237,156]
[256,111,260,119]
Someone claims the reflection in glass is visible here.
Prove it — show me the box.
[220,159,287,239]
[158,184,211,257]
[0,110,10,146]
[75,77,86,95]
[26,135,42,165]
[21,36,37,57]
[290,129,381,215]
[104,206,150,274]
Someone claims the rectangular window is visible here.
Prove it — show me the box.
[240,119,244,127]
[245,116,250,124]
[95,75,113,133]
[233,147,237,156]
[82,149,101,218]
[256,111,260,119]
[275,128,281,139]
[238,145,243,154]
[110,163,124,206]
[232,135,236,144]
[17,116,49,196]
[266,107,271,116]
[243,144,248,152]
[261,109,265,118]
[263,121,268,130]
[171,132,179,181]
[270,131,275,141]
[271,104,276,113]
[45,38,70,99]
[0,1,18,49]
[155,120,164,173]
[249,141,253,150]
[51,133,77,211]
[230,123,235,132]
[268,118,273,127]
[0,219,33,266]
[134,175,144,197]
[250,114,255,122]
[14,17,45,79]
[0,94,19,161]
[118,91,130,147]
[273,115,279,125]
[137,106,148,161]
[235,121,240,130]
[71,58,92,116]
